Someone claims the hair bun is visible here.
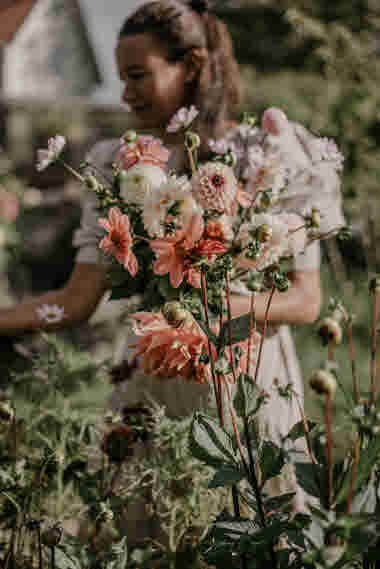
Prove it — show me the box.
[189,0,210,15]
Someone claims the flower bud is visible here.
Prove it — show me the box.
[185,131,201,151]
[163,301,192,327]
[41,523,63,547]
[317,317,343,346]
[242,112,257,127]
[122,130,137,143]
[98,503,114,523]
[0,401,14,424]
[309,369,337,397]
[256,223,272,244]
[214,357,231,375]
[84,174,100,192]
[310,207,321,229]
[369,276,380,295]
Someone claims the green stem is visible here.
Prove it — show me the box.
[253,286,276,385]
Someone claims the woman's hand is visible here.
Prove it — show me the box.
[0,263,107,336]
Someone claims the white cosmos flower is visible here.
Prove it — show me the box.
[36,304,65,324]
[36,135,66,171]
[119,163,167,205]
[166,105,199,133]
[143,175,199,237]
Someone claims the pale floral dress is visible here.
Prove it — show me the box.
[73,123,344,541]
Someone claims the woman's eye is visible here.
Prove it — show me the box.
[129,72,146,80]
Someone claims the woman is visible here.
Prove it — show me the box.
[0,0,344,543]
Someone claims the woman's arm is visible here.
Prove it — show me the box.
[0,263,107,336]
[229,269,321,325]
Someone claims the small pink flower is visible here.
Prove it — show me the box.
[150,213,204,288]
[261,107,289,136]
[98,207,138,276]
[191,162,238,214]
[130,311,215,383]
[116,135,170,170]
[166,105,199,133]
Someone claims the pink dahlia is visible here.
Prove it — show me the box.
[191,162,238,214]
[130,312,215,383]
[98,207,138,276]
[150,213,204,288]
[116,135,170,170]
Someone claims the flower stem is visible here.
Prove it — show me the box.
[325,392,333,508]
[346,439,360,514]
[253,286,276,385]
[347,322,360,403]
[246,293,256,377]
[370,291,380,403]
[186,147,197,176]
[225,273,238,384]
[50,546,55,569]
[201,271,223,425]
[59,159,85,183]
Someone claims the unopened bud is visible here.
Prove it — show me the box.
[122,130,137,143]
[163,301,191,327]
[84,174,100,192]
[185,131,201,151]
[242,112,257,127]
[0,401,14,423]
[41,523,63,547]
[309,369,337,397]
[214,357,231,375]
[256,223,272,243]
[369,276,380,295]
[310,207,321,229]
[317,317,343,345]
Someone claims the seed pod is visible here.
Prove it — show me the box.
[122,130,137,143]
[317,317,343,345]
[163,301,192,327]
[0,401,14,423]
[185,131,201,151]
[84,174,100,192]
[41,523,63,547]
[309,369,337,397]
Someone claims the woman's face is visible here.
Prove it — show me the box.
[116,33,190,129]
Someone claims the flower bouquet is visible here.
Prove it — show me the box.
[36,107,355,566]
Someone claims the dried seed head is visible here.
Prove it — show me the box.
[41,523,63,547]
[309,369,337,397]
[317,317,343,345]
[0,401,14,424]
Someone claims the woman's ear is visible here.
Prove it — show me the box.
[184,47,208,83]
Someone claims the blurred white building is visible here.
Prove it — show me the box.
[1,0,141,105]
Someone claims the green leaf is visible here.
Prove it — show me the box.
[260,441,285,487]
[234,373,264,418]
[209,464,245,488]
[55,545,82,569]
[294,462,321,498]
[286,419,316,442]
[218,313,254,350]
[189,412,238,469]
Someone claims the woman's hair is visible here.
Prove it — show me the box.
[118,0,242,141]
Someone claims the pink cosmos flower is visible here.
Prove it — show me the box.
[116,135,170,170]
[98,207,138,276]
[166,105,199,133]
[191,162,238,214]
[150,213,204,288]
[130,311,215,383]
[261,107,289,136]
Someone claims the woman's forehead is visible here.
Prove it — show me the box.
[116,33,169,69]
